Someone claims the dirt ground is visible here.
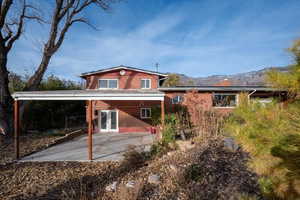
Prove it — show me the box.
[0,139,262,200]
[0,129,80,164]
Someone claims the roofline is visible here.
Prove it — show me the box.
[158,86,285,92]
[80,66,168,77]
[12,90,165,101]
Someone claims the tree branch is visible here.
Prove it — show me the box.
[0,0,13,29]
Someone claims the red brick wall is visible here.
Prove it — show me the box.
[164,90,233,125]
[85,69,159,89]
[89,100,161,133]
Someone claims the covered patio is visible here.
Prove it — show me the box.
[12,89,165,161]
[20,132,154,162]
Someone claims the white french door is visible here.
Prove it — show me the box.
[99,110,118,132]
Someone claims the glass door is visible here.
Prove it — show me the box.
[99,110,118,132]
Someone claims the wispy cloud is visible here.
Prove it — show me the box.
[7,0,300,80]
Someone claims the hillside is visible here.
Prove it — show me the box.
[177,66,290,86]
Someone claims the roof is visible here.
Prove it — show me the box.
[80,65,168,77]
[12,89,165,101]
[158,85,284,92]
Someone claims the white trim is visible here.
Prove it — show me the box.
[140,107,151,119]
[81,66,168,77]
[14,96,165,101]
[98,79,119,89]
[99,110,119,132]
[212,93,238,108]
[141,79,151,89]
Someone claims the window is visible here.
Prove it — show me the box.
[141,79,151,89]
[99,79,118,89]
[252,97,272,105]
[213,93,237,107]
[140,108,151,119]
[172,95,184,104]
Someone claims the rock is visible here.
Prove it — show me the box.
[144,145,151,152]
[105,181,117,192]
[148,174,161,184]
[167,151,175,156]
[177,141,195,152]
[126,180,135,188]
[223,138,239,152]
[169,164,178,172]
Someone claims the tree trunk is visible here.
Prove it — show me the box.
[19,53,52,132]
[0,49,13,136]
[25,53,52,91]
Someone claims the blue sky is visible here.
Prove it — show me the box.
[8,0,300,80]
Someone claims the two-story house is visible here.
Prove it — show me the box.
[80,65,168,133]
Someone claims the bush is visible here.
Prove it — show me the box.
[225,94,300,199]
[150,141,172,157]
[122,145,147,169]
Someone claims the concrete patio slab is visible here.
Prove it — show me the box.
[20,132,155,162]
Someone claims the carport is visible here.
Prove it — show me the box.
[12,90,165,160]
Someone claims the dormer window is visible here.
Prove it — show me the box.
[141,79,151,89]
[99,79,118,89]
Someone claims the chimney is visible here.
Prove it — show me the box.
[214,78,232,86]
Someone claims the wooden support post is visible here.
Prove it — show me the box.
[161,100,165,127]
[88,100,93,160]
[14,100,20,160]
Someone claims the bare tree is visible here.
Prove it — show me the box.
[0,0,115,136]
[0,0,43,136]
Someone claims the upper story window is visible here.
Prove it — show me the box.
[172,95,184,104]
[141,79,151,89]
[213,93,237,108]
[99,79,118,89]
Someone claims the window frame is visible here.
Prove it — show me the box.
[98,79,119,89]
[140,108,151,119]
[171,95,184,104]
[141,79,151,89]
[212,93,238,108]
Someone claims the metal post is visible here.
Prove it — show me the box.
[14,100,20,159]
[88,100,93,160]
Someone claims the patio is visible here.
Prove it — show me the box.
[21,132,155,162]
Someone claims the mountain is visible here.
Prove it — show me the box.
[176,66,290,86]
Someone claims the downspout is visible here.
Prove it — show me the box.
[248,89,257,100]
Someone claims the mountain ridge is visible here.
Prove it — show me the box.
[174,66,289,86]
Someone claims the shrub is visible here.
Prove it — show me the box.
[150,141,172,157]
[122,145,147,169]
[162,123,176,144]
[225,94,300,199]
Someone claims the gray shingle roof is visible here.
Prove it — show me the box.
[158,86,284,92]
[80,65,168,77]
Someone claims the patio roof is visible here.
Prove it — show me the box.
[12,89,165,101]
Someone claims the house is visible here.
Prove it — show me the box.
[80,65,168,133]
[78,65,285,133]
[11,65,286,160]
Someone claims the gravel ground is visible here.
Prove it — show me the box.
[0,138,263,200]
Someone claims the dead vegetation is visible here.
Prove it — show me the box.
[0,138,262,200]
